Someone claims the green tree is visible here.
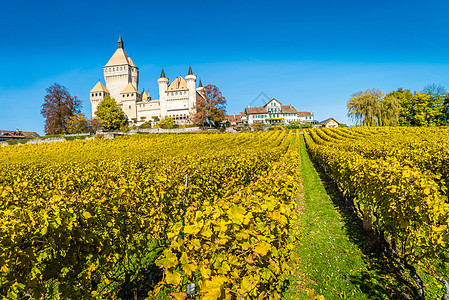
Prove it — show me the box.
[387,89,414,126]
[444,94,449,125]
[41,83,82,135]
[347,89,383,126]
[348,88,403,126]
[157,116,175,129]
[379,94,402,126]
[95,95,127,130]
[411,92,431,126]
[65,113,90,134]
[422,84,446,126]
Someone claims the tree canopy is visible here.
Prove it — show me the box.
[41,83,82,135]
[193,84,226,127]
[347,85,449,127]
[347,89,401,126]
[95,95,127,130]
[65,113,90,134]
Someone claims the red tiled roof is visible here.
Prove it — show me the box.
[0,130,40,138]
[281,105,298,114]
[224,115,242,123]
[245,107,268,115]
[297,111,313,117]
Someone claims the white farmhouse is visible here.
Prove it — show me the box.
[242,98,314,125]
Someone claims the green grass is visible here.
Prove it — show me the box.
[284,136,417,299]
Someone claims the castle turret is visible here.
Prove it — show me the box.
[185,66,197,114]
[158,68,169,118]
[120,83,140,121]
[90,81,110,117]
[196,78,205,94]
[141,90,149,101]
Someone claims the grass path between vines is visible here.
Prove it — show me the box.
[283,135,416,300]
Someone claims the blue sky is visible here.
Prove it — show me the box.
[2,0,449,134]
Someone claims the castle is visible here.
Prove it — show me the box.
[89,36,204,124]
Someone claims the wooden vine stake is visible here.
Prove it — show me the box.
[363,206,373,231]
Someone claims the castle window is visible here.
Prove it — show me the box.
[127,94,129,97]
[129,106,131,109]
[131,93,134,97]
[123,95,125,97]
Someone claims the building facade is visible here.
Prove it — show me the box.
[320,118,339,128]
[90,36,204,124]
[241,98,314,125]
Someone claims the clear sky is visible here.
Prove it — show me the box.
[2,0,449,134]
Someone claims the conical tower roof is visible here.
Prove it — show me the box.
[105,48,130,67]
[141,90,149,100]
[120,83,139,94]
[90,81,109,93]
[105,36,132,67]
[118,35,124,49]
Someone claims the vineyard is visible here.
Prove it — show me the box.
[305,127,449,299]
[2,127,449,299]
[0,131,300,299]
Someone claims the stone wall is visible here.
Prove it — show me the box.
[26,137,66,144]
[127,127,199,134]
[1,127,202,147]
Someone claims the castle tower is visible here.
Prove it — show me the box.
[185,66,197,114]
[158,68,169,118]
[89,81,110,117]
[196,78,204,93]
[120,83,140,121]
[103,35,139,102]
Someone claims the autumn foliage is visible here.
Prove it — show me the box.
[41,83,82,135]
[193,84,226,126]
[305,127,449,299]
[0,131,299,298]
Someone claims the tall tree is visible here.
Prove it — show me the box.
[193,84,226,127]
[411,92,432,126]
[347,89,383,126]
[41,83,82,135]
[422,84,446,126]
[387,88,414,126]
[348,88,403,126]
[380,94,402,126]
[444,94,449,125]
[95,95,127,130]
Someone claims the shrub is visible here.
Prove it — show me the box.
[157,117,175,129]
